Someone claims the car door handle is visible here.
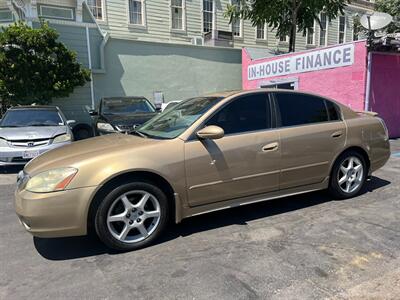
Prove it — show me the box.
[262,142,279,152]
[331,131,343,138]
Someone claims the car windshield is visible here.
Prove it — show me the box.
[164,102,180,111]
[101,98,155,115]
[138,96,223,139]
[0,109,64,127]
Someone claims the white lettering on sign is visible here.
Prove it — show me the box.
[248,44,354,81]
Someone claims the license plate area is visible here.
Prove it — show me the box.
[22,150,40,159]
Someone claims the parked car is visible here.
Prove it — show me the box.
[90,96,159,135]
[0,106,74,166]
[161,100,181,112]
[15,90,390,251]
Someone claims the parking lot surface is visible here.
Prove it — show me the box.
[1,140,400,300]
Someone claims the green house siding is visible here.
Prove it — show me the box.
[93,39,242,106]
[30,22,94,123]
[89,28,104,70]
[0,8,13,23]
[101,0,363,52]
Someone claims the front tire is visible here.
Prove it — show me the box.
[95,182,169,251]
[329,151,367,199]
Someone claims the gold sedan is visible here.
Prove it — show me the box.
[15,90,390,251]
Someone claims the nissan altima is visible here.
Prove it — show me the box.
[15,90,390,251]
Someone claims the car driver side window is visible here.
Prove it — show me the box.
[206,93,271,135]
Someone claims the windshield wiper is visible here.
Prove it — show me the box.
[130,129,148,138]
[28,124,58,127]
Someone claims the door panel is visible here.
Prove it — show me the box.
[279,122,346,189]
[184,130,280,206]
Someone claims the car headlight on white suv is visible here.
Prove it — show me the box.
[0,138,9,147]
[53,133,72,144]
[25,168,78,193]
[97,122,115,132]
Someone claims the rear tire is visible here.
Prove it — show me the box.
[94,182,169,251]
[329,150,367,199]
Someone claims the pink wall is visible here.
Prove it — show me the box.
[369,53,400,138]
[243,41,367,111]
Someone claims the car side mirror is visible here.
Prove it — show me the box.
[196,125,224,140]
[66,120,76,126]
[89,110,98,116]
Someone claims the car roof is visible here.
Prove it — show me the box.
[9,105,59,111]
[102,96,148,100]
[211,89,347,106]
[213,89,357,119]
[205,90,243,98]
[205,89,315,98]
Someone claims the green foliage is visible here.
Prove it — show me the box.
[375,0,400,33]
[225,0,349,52]
[0,21,91,109]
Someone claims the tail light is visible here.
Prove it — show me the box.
[378,117,389,141]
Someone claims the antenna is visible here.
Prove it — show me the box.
[360,12,393,31]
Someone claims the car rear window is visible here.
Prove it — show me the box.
[326,100,341,121]
[275,93,330,127]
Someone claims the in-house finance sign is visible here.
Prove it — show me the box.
[248,43,354,81]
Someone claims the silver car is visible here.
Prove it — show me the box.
[0,106,74,166]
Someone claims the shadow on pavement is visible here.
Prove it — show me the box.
[0,165,24,174]
[33,176,390,261]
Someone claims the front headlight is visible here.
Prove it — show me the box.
[26,168,78,193]
[97,122,115,132]
[53,133,72,144]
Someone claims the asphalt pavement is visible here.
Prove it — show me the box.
[1,140,400,299]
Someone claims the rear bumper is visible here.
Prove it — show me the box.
[0,141,70,165]
[370,152,390,174]
[15,186,97,238]
[370,141,391,174]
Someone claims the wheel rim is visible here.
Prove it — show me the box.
[337,156,364,194]
[106,190,161,243]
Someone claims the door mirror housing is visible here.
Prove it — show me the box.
[66,120,76,126]
[196,125,224,140]
[89,110,98,116]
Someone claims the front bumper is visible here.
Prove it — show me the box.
[15,186,97,238]
[0,141,70,166]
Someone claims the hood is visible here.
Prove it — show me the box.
[101,113,158,127]
[24,133,161,175]
[0,126,67,141]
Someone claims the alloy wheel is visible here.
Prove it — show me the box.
[337,156,364,194]
[106,190,161,243]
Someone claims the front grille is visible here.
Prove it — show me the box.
[116,125,132,132]
[9,138,50,147]
[12,157,31,163]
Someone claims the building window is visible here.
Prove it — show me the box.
[39,5,74,20]
[129,0,144,25]
[280,35,289,42]
[0,9,13,22]
[353,23,361,41]
[171,0,184,30]
[231,0,241,37]
[319,13,328,46]
[203,0,213,33]
[306,24,315,45]
[256,23,266,40]
[87,0,104,20]
[338,15,346,44]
